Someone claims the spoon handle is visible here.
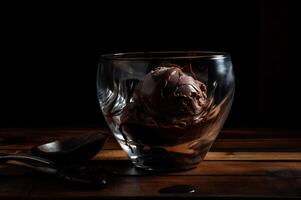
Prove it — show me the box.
[0,154,107,188]
[0,154,57,174]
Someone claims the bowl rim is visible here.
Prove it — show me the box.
[100,51,230,61]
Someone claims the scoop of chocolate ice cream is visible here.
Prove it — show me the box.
[133,64,207,125]
[120,64,210,146]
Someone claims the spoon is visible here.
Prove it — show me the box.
[31,132,108,164]
[0,154,109,188]
[0,132,108,165]
[0,133,109,188]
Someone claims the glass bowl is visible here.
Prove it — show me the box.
[97,51,235,171]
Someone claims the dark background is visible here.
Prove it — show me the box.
[1,1,300,129]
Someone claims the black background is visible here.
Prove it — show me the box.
[1,1,300,129]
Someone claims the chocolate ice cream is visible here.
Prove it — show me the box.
[120,64,210,146]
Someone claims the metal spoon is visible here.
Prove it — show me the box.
[31,132,108,164]
[0,155,109,188]
[0,133,108,165]
[0,133,109,188]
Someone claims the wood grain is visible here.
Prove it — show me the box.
[1,128,301,152]
[0,128,301,199]
[1,149,300,161]
[1,160,301,199]
[0,172,300,199]
[94,150,301,161]
[28,176,301,199]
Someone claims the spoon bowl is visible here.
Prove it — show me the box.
[31,133,108,164]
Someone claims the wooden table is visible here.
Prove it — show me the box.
[0,128,301,199]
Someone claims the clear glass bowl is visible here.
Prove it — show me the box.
[97,51,235,171]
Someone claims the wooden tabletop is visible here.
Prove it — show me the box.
[0,128,301,199]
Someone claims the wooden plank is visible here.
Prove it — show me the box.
[101,138,301,152]
[1,128,301,199]
[2,162,300,198]
[212,138,301,152]
[1,160,300,178]
[95,150,301,161]
[0,180,32,200]
[1,138,301,152]
[220,129,301,139]
[0,165,34,199]
[1,149,301,161]
[81,160,301,177]
[205,152,301,161]
[1,128,301,152]
[26,175,301,199]
[0,159,301,199]
[1,128,300,145]
[162,161,301,176]
[0,128,109,145]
